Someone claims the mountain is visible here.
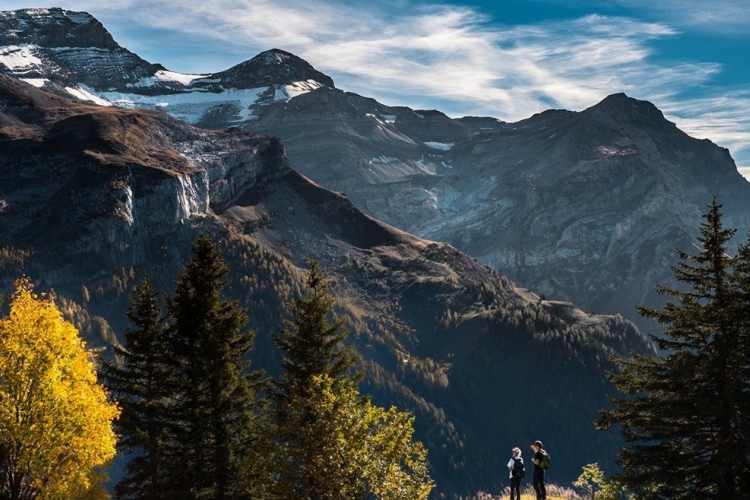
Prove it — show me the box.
[245,89,750,331]
[4,8,747,332]
[0,74,653,496]
[0,8,333,127]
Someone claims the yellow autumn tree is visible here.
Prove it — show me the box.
[272,373,433,499]
[0,277,119,500]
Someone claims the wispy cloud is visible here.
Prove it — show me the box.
[662,92,750,169]
[611,0,750,34]
[2,0,748,168]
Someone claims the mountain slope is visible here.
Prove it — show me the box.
[4,7,744,330]
[0,75,653,496]
[244,87,750,330]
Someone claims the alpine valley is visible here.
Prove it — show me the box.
[1,6,746,497]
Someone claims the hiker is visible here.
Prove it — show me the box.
[530,440,548,500]
[506,447,524,500]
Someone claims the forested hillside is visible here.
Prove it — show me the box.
[0,74,653,496]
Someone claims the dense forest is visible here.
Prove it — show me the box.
[1,235,432,499]
[3,200,750,499]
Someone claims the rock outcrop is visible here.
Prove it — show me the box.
[0,74,290,274]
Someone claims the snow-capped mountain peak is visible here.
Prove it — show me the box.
[0,7,117,50]
[0,9,335,127]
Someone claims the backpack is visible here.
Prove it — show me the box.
[513,457,525,478]
[540,450,551,469]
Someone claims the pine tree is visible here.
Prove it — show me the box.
[101,278,173,500]
[726,234,750,495]
[273,258,360,396]
[598,198,750,499]
[166,234,264,499]
[269,258,361,497]
[267,259,433,498]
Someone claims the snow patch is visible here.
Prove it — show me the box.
[98,87,269,124]
[366,113,397,126]
[0,44,42,73]
[424,141,454,151]
[595,145,637,157]
[134,70,206,87]
[271,80,324,102]
[370,156,400,164]
[20,78,47,88]
[279,79,324,100]
[65,85,112,106]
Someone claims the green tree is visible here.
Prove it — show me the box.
[273,258,360,394]
[598,199,750,499]
[0,277,118,500]
[268,259,432,499]
[101,278,173,499]
[574,463,627,500]
[275,374,432,500]
[166,234,264,499]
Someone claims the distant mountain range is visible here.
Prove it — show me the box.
[3,6,746,496]
[4,8,748,332]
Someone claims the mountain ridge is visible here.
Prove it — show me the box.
[6,7,750,332]
[0,8,118,49]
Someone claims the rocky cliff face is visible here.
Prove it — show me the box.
[211,48,335,90]
[0,74,290,275]
[417,94,750,326]
[0,8,118,49]
[0,8,160,89]
[0,76,653,496]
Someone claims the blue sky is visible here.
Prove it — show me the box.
[4,0,750,172]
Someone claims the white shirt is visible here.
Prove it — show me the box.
[507,456,519,479]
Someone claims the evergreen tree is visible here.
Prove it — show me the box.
[269,258,361,497]
[268,259,432,498]
[166,234,264,499]
[598,199,750,499]
[726,234,750,495]
[101,278,173,499]
[273,258,360,395]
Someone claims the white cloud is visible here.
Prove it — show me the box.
[661,92,750,171]
[612,0,750,34]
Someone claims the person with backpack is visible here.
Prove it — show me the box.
[506,447,525,500]
[530,440,550,500]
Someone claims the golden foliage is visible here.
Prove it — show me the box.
[0,277,119,499]
[275,374,433,499]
